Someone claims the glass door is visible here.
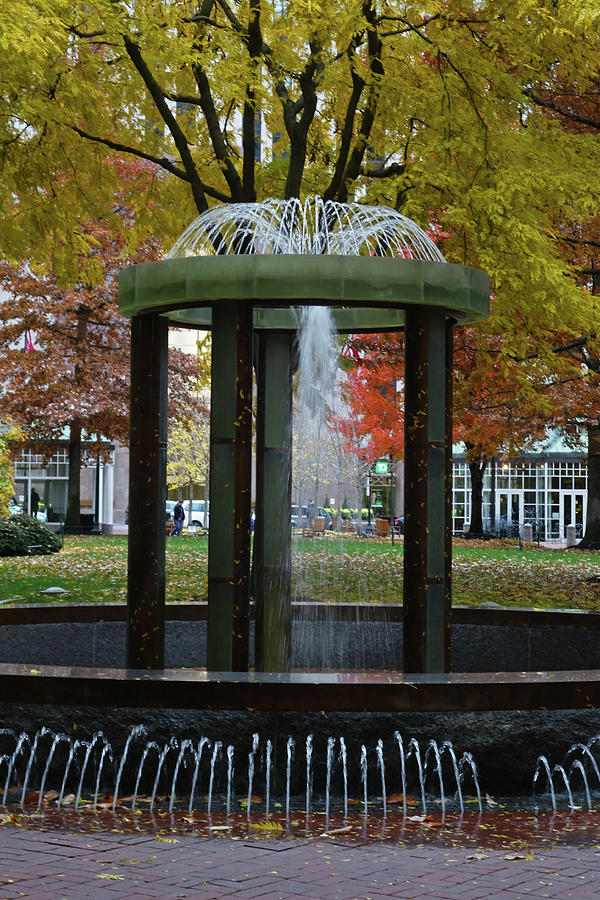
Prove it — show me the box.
[498,491,523,536]
[561,492,586,539]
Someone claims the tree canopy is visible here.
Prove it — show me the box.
[1,0,599,362]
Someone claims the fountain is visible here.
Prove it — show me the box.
[121,196,488,674]
[2,197,600,809]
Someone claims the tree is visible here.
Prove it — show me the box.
[340,323,579,535]
[3,0,600,540]
[523,66,600,546]
[0,187,203,526]
[167,412,211,507]
[336,334,404,462]
[452,325,567,535]
[1,0,599,356]
[0,425,21,516]
[167,335,211,509]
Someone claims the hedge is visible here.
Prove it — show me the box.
[0,515,62,557]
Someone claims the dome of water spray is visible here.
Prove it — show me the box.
[166,197,445,262]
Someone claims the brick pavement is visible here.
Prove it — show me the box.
[2,813,600,899]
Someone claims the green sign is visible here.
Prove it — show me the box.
[374,461,389,474]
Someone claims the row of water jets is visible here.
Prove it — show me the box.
[0,726,481,816]
[534,736,600,812]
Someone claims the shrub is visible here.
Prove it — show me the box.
[0,514,61,557]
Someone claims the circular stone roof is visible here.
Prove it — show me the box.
[118,198,489,330]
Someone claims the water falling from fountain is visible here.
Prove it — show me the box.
[569,759,592,810]
[325,736,335,820]
[170,739,194,813]
[208,741,222,813]
[247,733,259,818]
[0,725,489,816]
[20,726,50,807]
[340,736,348,818]
[150,737,178,811]
[533,756,558,811]
[188,737,210,814]
[305,734,313,815]
[57,739,82,809]
[376,739,387,816]
[132,741,160,811]
[286,737,295,818]
[94,743,113,810]
[114,725,147,812]
[360,744,368,816]
[3,733,32,805]
[226,744,234,814]
[265,739,272,815]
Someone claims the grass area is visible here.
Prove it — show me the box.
[2,533,600,610]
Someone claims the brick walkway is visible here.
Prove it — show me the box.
[2,813,600,899]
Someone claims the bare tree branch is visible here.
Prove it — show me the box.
[69,124,231,202]
[122,36,212,213]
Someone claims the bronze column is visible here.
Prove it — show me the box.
[207,300,253,671]
[254,331,294,672]
[403,307,452,673]
[126,313,168,669]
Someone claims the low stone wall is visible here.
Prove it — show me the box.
[0,604,599,671]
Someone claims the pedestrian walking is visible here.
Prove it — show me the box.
[170,498,185,536]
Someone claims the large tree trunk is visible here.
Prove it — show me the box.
[578,421,600,549]
[467,459,486,537]
[65,421,82,527]
[64,305,90,530]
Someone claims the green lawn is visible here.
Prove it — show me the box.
[2,533,600,610]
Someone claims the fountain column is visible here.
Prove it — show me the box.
[403,308,453,673]
[126,313,168,669]
[254,331,294,672]
[207,300,253,671]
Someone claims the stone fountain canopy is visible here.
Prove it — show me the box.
[118,197,489,330]
[119,196,490,677]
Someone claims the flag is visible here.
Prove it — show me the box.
[25,331,35,352]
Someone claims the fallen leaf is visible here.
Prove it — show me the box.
[503,852,535,861]
[321,826,353,837]
[97,874,124,880]
[250,820,283,832]
[154,837,179,843]
[467,852,489,860]
[386,793,418,806]
[406,815,432,823]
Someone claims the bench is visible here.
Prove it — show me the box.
[303,516,326,537]
[375,517,390,538]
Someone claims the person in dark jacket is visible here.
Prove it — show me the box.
[170,498,185,536]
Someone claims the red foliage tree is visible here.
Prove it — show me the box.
[337,333,404,463]
[341,322,570,535]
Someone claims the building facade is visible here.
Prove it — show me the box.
[452,434,587,541]
[12,441,128,530]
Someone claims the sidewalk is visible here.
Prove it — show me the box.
[2,810,600,899]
